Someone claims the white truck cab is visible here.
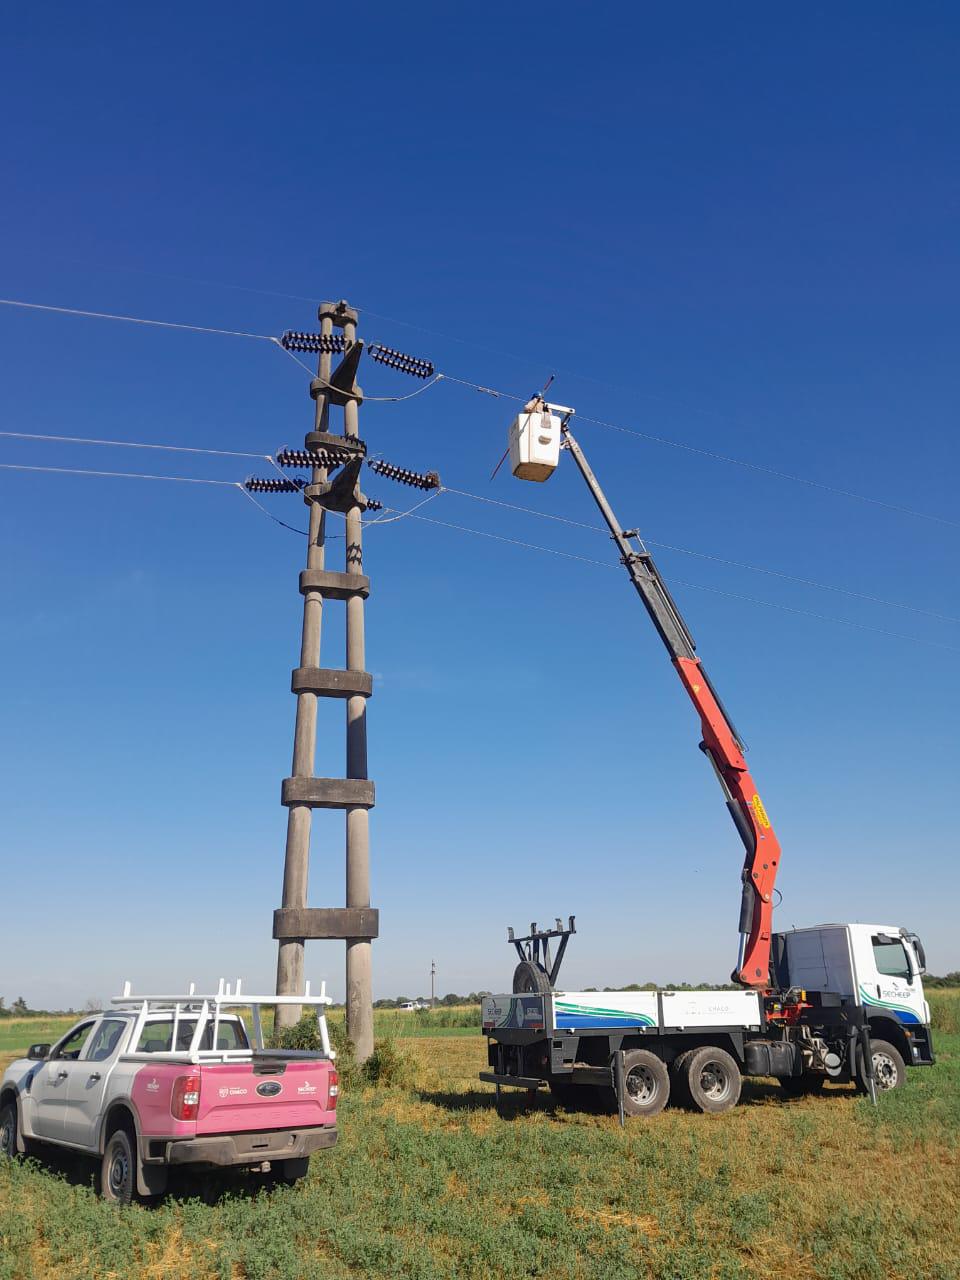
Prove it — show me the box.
[772,923,934,1067]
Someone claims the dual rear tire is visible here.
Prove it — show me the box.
[620,1050,671,1117]
[670,1046,742,1114]
[615,1045,742,1117]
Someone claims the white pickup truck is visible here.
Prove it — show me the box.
[0,982,338,1202]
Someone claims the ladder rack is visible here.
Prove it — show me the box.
[110,978,334,1061]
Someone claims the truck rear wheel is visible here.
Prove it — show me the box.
[620,1049,670,1118]
[856,1039,905,1094]
[101,1128,135,1205]
[682,1046,742,1114]
[512,961,551,994]
[668,1049,697,1107]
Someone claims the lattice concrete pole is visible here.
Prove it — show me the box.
[274,305,335,1030]
[341,309,374,1062]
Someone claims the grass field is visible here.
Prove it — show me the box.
[1,993,958,1279]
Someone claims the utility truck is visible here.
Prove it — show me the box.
[0,981,338,1200]
[482,918,932,1116]
[481,401,934,1117]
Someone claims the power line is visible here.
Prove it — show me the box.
[440,486,960,625]
[306,370,446,404]
[2,456,952,651]
[18,426,944,619]
[439,376,960,530]
[2,291,955,529]
[0,297,276,342]
[0,429,267,461]
[399,510,960,653]
[0,419,950,623]
[0,462,239,486]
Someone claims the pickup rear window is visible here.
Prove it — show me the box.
[136,1018,249,1053]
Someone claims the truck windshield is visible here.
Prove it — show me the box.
[871,936,911,980]
[136,1018,249,1052]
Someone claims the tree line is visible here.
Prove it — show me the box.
[5,972,960,1018]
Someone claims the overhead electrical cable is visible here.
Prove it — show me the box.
[2,459,953,652]
[0,462,239,485]
[439,485,960,625]
[2,292,955,528]
[398,511,960,654]
[0,296,275,342]
[437,376,960,530]
[0,421,949,620]
[0,429,268,461]
[306,371,445,404]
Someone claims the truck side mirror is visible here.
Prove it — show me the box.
[27,1043,51,1060]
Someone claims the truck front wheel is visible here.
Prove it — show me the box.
[857,1039,905,1094]
[620,1049,670,1118]
[683,1046,742,1114]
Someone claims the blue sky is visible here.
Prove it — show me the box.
[1,4,958,1008]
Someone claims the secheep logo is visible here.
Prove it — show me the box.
[256,1081,283,1098]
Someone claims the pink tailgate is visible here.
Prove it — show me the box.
[132,1064,199,1138]
[195,1061,336,1134]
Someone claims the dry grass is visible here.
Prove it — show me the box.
[1,1008,958,1279]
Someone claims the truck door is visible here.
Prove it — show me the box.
[64,1016,128,1148]
[30,1019,96,1141]
[851,927,926,1026]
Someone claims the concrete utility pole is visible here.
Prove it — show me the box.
[273,300,378,1061]
[258,302,440,1059]
[431,959,436,1007]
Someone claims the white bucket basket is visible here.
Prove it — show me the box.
[508,409,561,482]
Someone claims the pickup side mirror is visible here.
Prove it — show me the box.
[27,1043,51,1060]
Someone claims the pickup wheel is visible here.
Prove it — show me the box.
[101,1128,135,1205]
[856,1039,905,1094]
[0,1102,19,1159]
[683,1046,742,1114]
[620,1050,670,1118]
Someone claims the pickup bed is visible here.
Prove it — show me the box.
[0,986,338,1201]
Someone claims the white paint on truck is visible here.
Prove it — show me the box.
[777,922,930,1030]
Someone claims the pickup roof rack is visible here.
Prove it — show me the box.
[110,978,334,1063]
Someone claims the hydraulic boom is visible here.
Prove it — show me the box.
[560,423,781,988]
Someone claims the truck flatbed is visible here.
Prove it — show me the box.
[482,989,764,1036]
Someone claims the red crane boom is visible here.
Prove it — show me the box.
[561,422,781,988]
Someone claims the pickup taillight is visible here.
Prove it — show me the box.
[171,1073,201,1121]
[328,1069,339,1109]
